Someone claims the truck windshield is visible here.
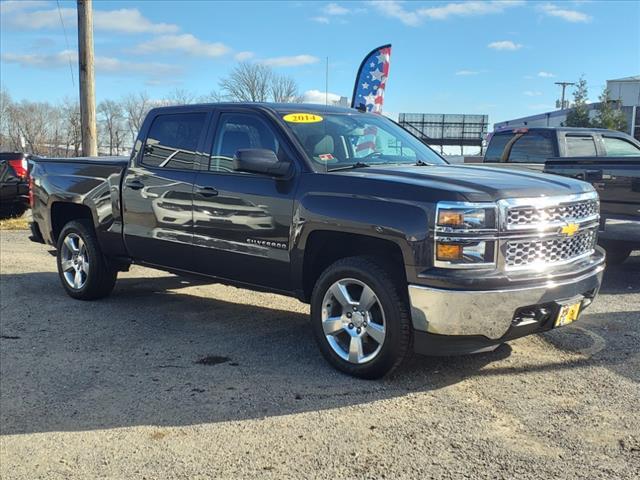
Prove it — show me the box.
[281,111,446,171]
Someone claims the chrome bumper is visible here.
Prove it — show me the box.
[408,264,605,340]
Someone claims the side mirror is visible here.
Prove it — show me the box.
[233,149,290,177]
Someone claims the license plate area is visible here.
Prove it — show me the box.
[554,298,583,327]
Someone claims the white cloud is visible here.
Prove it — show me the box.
[3,7,179,34]
[455,70,479,76]
[311,16,331,23]
[302,89,343,104]
[0,1,49,15]
[524,90,543,96]
[487,40,523,50]
[260,55,320,67]
[538,71,556,78]
[134,34,230,57]
[369,0,524,26]
[418,0,525,20]
[1,50,181,77]
[324,3,350,15]
[538,3,592,23]
[94,9,179,34]
[234,51,255,61]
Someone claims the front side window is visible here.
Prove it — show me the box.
[281,111,445,171]
[508,133,555,163]
[210,113,280,173]
[565,135,597,157]
[602,136,640,156]
[141,113,206,169]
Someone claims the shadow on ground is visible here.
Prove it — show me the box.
[0,258,637,435]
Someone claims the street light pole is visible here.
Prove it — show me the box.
[77,0,97,157]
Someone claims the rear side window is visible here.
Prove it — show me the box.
[210,113,280,173]
[602,136,640,156]
[484,133,513,162]
[141,113,207,169]
[565,135,597,157]
[508,133,555,163]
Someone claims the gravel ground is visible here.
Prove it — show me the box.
[1,230,638,479]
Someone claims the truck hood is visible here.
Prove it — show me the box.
[336,163,592,202]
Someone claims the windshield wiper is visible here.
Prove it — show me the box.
[328,161,371,172]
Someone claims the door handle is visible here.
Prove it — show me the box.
[195,186,218,197]
[126,179,144,190]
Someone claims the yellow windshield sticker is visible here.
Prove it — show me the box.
[283,113,323,123]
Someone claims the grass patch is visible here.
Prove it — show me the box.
[0,215,29,230]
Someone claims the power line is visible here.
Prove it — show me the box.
[56,0,75,88]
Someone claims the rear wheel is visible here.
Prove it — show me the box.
[56,220,117,300]
[311,257,412,379]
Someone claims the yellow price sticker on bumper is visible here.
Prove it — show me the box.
[283,113,323,123]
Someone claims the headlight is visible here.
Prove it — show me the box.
[436,205,496,231]
[434,202,498,269]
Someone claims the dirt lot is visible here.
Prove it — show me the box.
[1,230,638,479]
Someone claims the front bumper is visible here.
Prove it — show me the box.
[408,251,605,352]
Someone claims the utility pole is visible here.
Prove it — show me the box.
[555,81,575,110]
[77,0,97,156]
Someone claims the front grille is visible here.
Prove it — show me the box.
[506,199,598,229]
[504,228,597,268]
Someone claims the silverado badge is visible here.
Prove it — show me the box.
[561,223,579,237]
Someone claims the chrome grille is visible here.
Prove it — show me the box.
[506,199,598,229]
[504,228,597,269]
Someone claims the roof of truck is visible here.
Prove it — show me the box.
[493,126,622,134]
[151,102,357,115]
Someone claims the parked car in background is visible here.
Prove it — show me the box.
[484,127,640,264]
[29,104,605,378]
[0,152,30,219]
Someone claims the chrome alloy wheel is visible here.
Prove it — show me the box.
[60,233,89,290]
[321,278,386,364]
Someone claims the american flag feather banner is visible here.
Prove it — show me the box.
[351,44,392,114]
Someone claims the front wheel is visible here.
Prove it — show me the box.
[56,220,117,300]
[310,257,412,379]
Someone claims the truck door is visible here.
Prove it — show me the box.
[122,111,209,270]
[191,111,297,291]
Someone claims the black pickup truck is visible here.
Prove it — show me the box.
[484,127,640,264]
[30,104,605,378]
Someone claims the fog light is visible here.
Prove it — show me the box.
[436,243,463,260]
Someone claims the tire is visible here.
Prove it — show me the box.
[604,245,632,265]
[310,256,412,379]
[56,219,117,300]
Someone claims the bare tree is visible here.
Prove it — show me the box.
[219,62,272,102]
[199,90,223,103]
[98,100,125,155]
[271,73,300,103]
[8,100,52,155]
[163,88,199,106]
[0,88,14,150]
[61,99,81,157]
[122,92,152,147]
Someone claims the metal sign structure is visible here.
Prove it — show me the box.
[398,113,489,153]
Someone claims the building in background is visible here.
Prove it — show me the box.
[398,113,489,155]
[494,75,640,140]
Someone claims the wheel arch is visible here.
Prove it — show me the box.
[299,229,407,303]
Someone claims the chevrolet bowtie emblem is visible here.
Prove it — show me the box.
[561,223,579,237]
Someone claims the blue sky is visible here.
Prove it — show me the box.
[1,0,638,126]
